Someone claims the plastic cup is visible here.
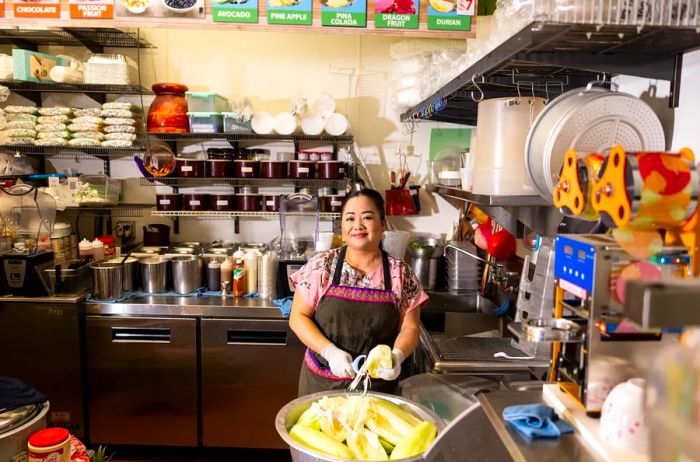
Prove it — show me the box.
[382,230,410,260]
[316,232,334,252]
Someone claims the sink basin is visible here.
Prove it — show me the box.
[421,293,500,336]
[423,292,496,314]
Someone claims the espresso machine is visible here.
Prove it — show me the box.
[276,194,320,298]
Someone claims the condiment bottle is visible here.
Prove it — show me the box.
[244,251,258,295]
[78,239,93,260]
[27,427,71,462]
[91,239,105,262]
[232,258,246,298]
[221,258,233,287]
[208,260,221,292]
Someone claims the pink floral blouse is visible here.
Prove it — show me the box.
[290,247,429,315]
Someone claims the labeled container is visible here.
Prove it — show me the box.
[140,257,168,293]
[78,173,121,206]
[233,159,259,178]
[317,161,346,179]
[322,195,344,213]
[187,112,223,133]
[182,193,209,211]
[185,91,229,113]
[236,193,262,212]
[289,160,315,179]
[91,262,123,301]
[156,193,182,212]
[209,193,236,211]
[222,112,252,133]
[260,160,288,179]
[175,158,205,178]
[171,255,202,295]
[263,195,281,212]
[147,83,189,133]
[27,427,71,462]
[206,159,233,178]
[207,147,237,160]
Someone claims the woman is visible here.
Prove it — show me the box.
[289,188,428,396]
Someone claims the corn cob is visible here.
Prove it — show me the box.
[389,421,437,460]
[365,400,416,445]
[347,428,389,461]
[365,345,392,378]
[289,425,356,459]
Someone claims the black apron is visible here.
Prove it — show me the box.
[298,246,400,396]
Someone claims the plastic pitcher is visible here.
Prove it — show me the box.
[382,230,410,259]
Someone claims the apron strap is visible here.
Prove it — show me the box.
[332,246,348,286]
[381,250,391,291]
[333,246,392,291]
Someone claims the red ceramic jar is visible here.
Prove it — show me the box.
[317,161,346,179]
[156,193,182,211]
[263,195,281,212]
[147,83,190,133]
[289,160,315,179]
[209,193,236,211]
[236,194,262,212]
[182,193,209,211]
[233,160,259,178]
[175,158,204,178]
[322,195,344,213]
[206,159,233,178]
[260,161,288,179]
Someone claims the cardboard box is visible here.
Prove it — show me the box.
[12,49,68,83]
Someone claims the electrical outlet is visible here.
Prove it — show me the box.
[115,221,135,241]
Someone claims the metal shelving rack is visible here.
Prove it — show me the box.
[0,145,143,156]
[400,21,700,124]
[60,204,151,218]
[0,27,154,50]
[0,81,152,96]
[139,177,350,188]
[151,210,340,220]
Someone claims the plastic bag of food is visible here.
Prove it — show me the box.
[38,107,72,116]
[101,108,142,118]
[4,128,37,137]
[7,137,35,145]
[68,138,101,147]
[103,124,136,134]
[38,115,71,124]
[38,131,71,139]
[36,123,68,132]
[104,117,138,126]
[35,138,68,146]
[72,132,105,141]
[105,132,136,141]
[68,123,102,132]
[4,106,38,114]
[6,113,37,122]
[72,116,103,125]
[101,139,134,148]
[102,102,143,112]
[6,120,36,130]
[73,108,102,117]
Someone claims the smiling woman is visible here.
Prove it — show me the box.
[288,188,429,396]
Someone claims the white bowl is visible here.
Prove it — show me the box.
[161,0,199,13]
[599,378,649,455]
[121,0,149,13]
[251,111,274,135]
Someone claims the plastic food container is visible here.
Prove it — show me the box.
[222,112,252,133]
[233,160,259,178]
[236,193,262,212]
[206,159,233,178]
[182,193,209,211]
[175,158,204,178]
[263,195,281,212]
[28,427,71,462]
[289,160,315,179]
[322,195,344,213]
[209,193,236,211]
[260,161,288,179]
[317,161,346,179]
[186,92,229,113]
[207,147,236,160]
[187,112,223,133]
[78,173,121,206]
[156,193,182,211]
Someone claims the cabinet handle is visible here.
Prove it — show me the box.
[112,327,171,343]
[227,330,287,345]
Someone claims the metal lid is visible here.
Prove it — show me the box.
[0,404,40,433]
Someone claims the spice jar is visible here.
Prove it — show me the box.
[147,83,190,133]
[28,427,71,462]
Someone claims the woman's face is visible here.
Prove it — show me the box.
[341,195,385,252]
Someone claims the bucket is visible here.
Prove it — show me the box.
[383,230,410,260]
[275,390,445,462]
[91,262,123,301]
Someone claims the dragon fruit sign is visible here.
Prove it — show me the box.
[374,0,418,28]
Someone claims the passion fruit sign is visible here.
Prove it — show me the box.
[213,0,258,22]
[427,0,473,30]
[321,0,366,27]
[374,0,418,29]
[70,0,115,18]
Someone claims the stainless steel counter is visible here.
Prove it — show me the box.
[84,296,286,319]
[0,293,88,304]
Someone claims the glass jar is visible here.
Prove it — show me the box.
[147,83,190,133]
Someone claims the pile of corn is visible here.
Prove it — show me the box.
[289,395,437,461]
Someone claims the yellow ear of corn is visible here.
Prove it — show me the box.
[389,421,437,460]
[296,403,322,431]
[371,398,421,427]
[365,344,393,378]
[365,399,416,445]
[289,425,356,459]
[347,428,389,461]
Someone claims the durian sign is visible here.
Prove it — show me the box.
[374,0,418,29]
[213,0,258,22]
[321,0,366,27]
[427,0,473,30]
[267,0,312,25]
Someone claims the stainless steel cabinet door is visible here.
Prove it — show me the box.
[201,318,305,448]
[86,316,198,446]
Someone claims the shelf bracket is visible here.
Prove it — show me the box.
[670,53,683,109]
[173,217,179,234]
[98,156,110,176]
[294,140,300,155]
[15,91,42,106]
[62,28,104,54]
[85,93,107,105]
[234,216,239,234]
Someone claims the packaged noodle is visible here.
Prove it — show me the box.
[72,132,105,141]
[35,138,68,146]
[38,107,72,116]
[38,131,71,140]
[104,117,138,126]
[38,115,71,124]
[105,132,135,141]
[4,106,38,114]
[6,120,36,130]
[101,139,134,148]
[72,116,103,125]
[6,137,35,145]
[36,123,68,132]
[102,102,143,112]
[5,114,37,122]
[4,128,36,137]
[68,138,101,147]
[103,124,136,134]
[73,108,102,117]
[101,109,141,118]
[68,123,102,132]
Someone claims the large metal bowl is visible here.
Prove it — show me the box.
[276,390,446,462]
[407,238,445,259]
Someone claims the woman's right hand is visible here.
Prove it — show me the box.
[321,343,356,378]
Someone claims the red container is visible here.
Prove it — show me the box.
[236,194,262,212]
[323,195,344,213]
[156,193,181,211]
[206,159,233,178]
[182,193,209,211]
[175,158,204,178]
[289,160,315,179]
[263,195,281,212]
[147,83,190,133]
[260,161,288,179]
[317,161,346,179]
[233,160,259,178]
[209,193,236,211]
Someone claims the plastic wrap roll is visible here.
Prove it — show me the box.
[591,145,698,229]
[257,251,278,300]
[553,148,604,220]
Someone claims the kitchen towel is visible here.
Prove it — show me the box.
[273,296,294,317]
[0,377,47,410]
[502,403,574,439]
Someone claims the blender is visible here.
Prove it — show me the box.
[276,194,320,298]
[0,184,56,296]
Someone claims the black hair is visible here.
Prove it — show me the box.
[340,188,386,221]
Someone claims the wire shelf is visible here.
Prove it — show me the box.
[151,210,340,219]
[0,80,152,95]
[146,133,354,143]
[0,27,154,48]
[0,145,144,156]
[139,177,350,188]
[59,204,150,217]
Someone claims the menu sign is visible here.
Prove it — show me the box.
[321,0,366,27]
[213,0,258,22]
[427,0,472,30]
[267,0,311,25]
[70,0,115,18]
[0,0,4,17]
[14,0,60,18]
[115,0,205,19]
[374,0,418,29]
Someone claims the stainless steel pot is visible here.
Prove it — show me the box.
[109,257,138,291]
[171,255,202,294]
[91,262,123,301]
[140,257,169,294]
[275,390,445,462]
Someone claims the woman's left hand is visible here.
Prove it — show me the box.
[379,348,406,381]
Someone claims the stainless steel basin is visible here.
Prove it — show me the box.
[421,293,500,336]
[423,293,496,314]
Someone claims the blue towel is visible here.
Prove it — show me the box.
[273,297,294,317]
[502,404,574,439]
